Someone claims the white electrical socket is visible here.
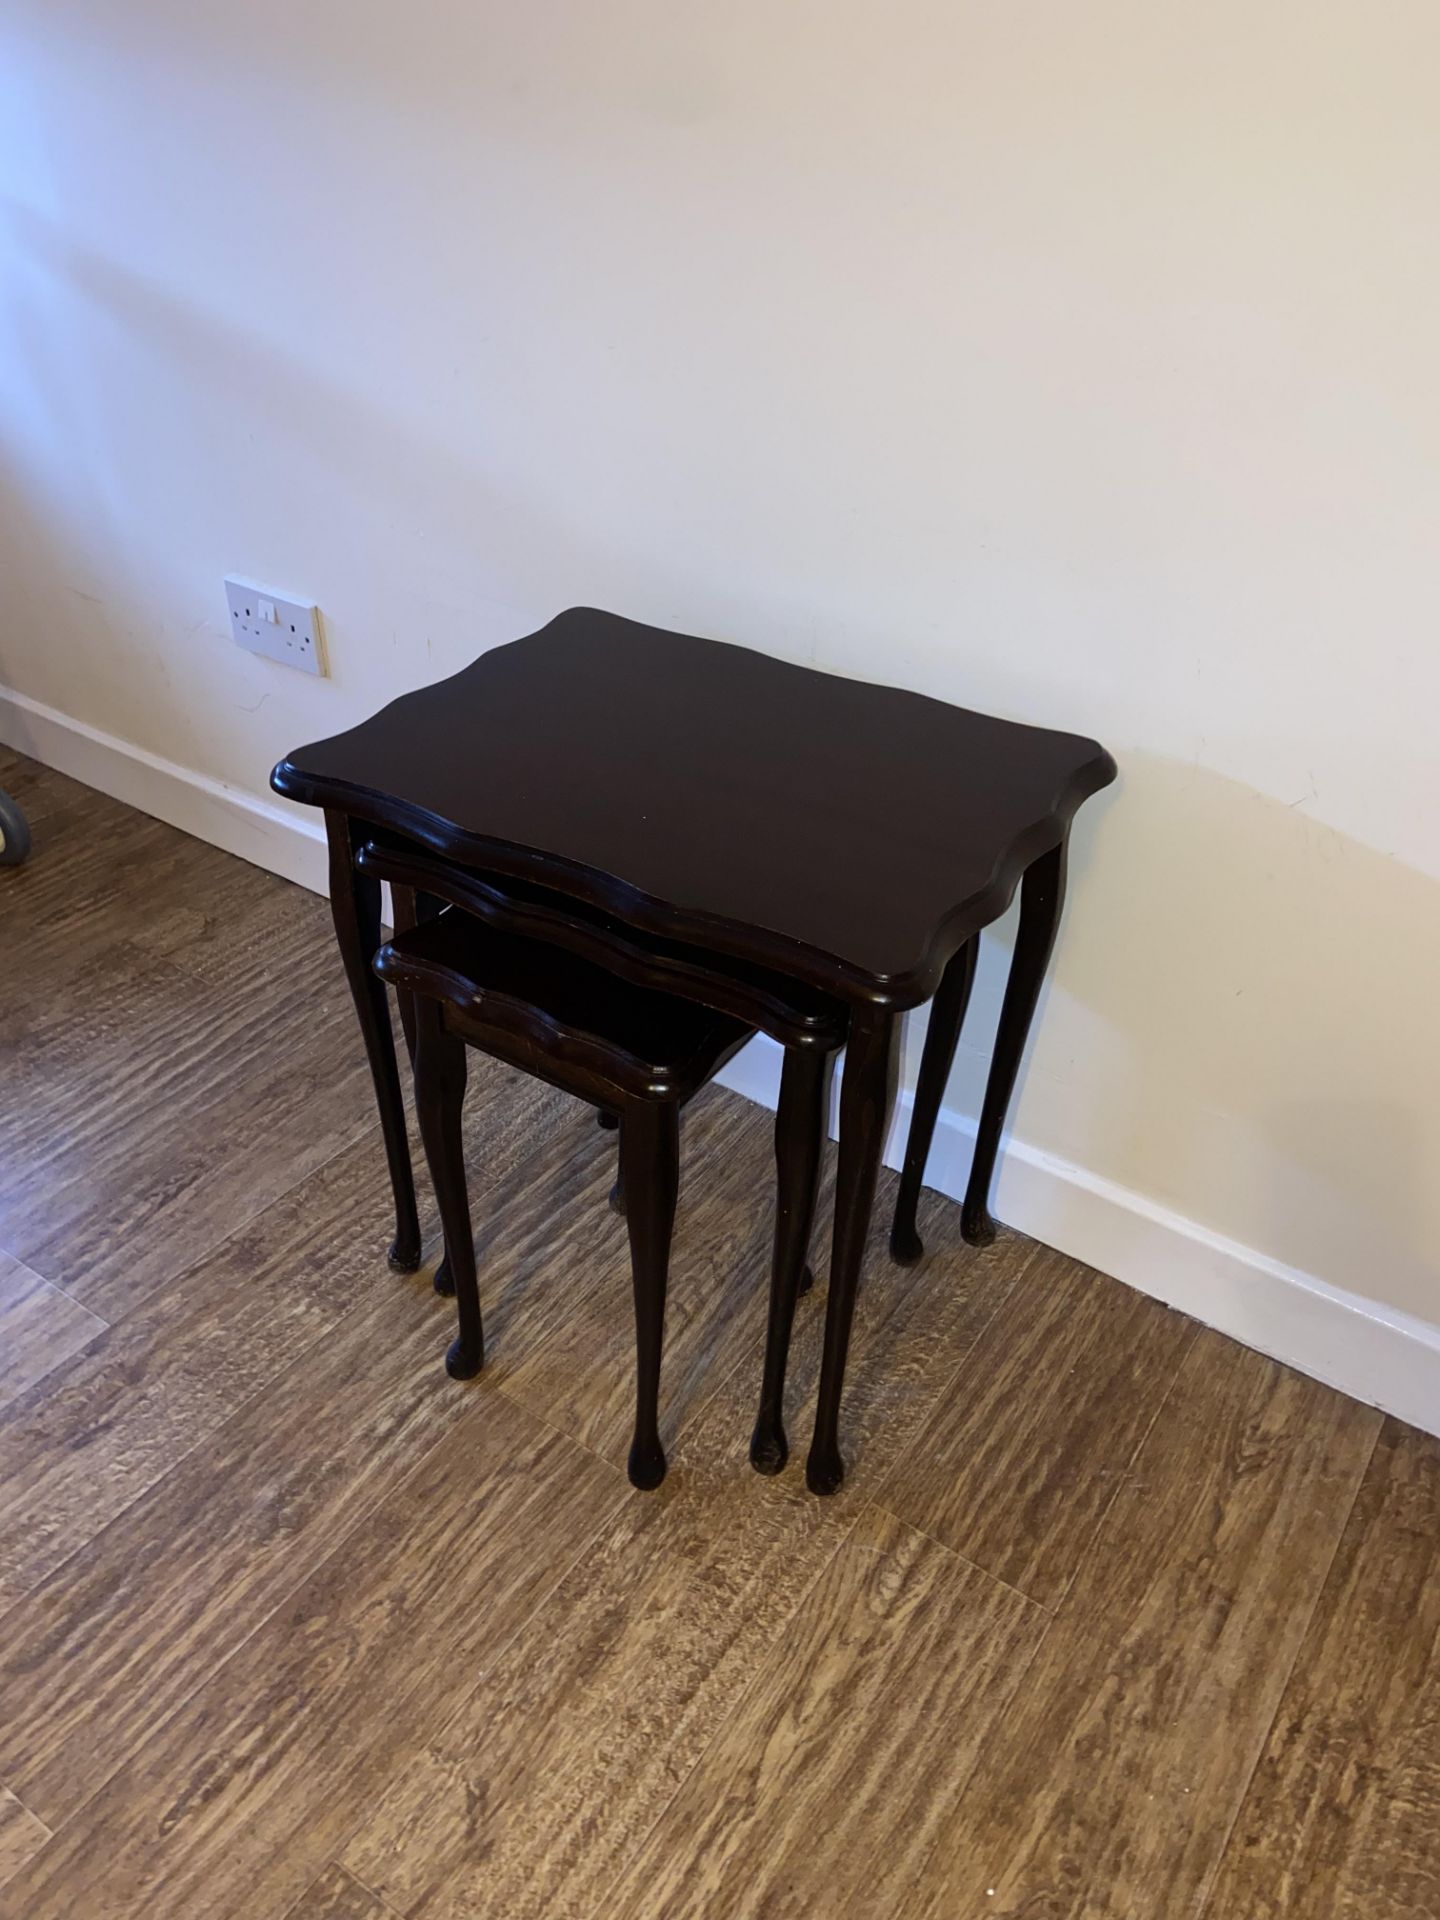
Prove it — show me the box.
[225,577,325,676]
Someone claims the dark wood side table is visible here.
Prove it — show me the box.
[272,607,1115,1493]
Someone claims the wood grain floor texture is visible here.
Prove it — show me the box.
[0,745,1434,1919]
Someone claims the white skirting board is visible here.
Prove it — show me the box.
[6,679,1438,1440]
[0,684,331,894]
[716,1035,1440,1438]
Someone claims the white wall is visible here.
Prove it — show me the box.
[3,4,1438,1379]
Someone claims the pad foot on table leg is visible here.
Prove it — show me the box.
[627,1438,667,1491]
[805,1441,845,1497]
[433,1255,456,1297]
[388,1233,423,1275]
[749,1419,789,1476]
[445,1335,483,1380]
[960,1202,998,1247]
[888,1223,924,1267]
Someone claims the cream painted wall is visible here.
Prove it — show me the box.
[3,2,1438,1325]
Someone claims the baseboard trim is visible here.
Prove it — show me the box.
[0,684,329,894]
[7,683,1436,1439]
[716,1039,1440,1441]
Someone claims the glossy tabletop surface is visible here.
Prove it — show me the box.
[273,607,1115,1003]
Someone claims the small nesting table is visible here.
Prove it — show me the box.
[272,607,1115,1493]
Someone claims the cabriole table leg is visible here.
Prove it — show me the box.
[806,1004,899,1495]
[961,839,1068,1245]
[324,810,422,1273]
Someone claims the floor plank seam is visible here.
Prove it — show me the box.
[278,1862,407,1920]
[892,1585,1060,1920]
[671,1279,819,1456]
[865,1503,1056,1616]
[574,1498,874,1920]
[0,1248,111,1330]
[323,1463,635,1888]
[485,1236,784,1481]
[649,1267,801,1456]
[1044,1314,1203,1620]
[0,1242,379,1617]
[0,1774,52,1840]
[488,1373,632,1484]
[6,1102,381,1336]
[0,1273,534,1824]
[4,996,325,1198]
[884,1329,1245,1914]
[1189,1413,1386,1920]
[27,1372,630,1854]
[854,1233,1035,1537]
[27,1109,381,1356]
[994,1327,1212,1669]
[341,1865,407,1920]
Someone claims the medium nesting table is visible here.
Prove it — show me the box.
[272,607,1115,1493]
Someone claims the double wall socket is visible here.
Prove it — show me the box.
[225,577,325,676]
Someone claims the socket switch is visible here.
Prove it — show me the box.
[225,577,324,676]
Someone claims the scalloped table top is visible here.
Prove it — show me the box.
[272,606,1115,1005]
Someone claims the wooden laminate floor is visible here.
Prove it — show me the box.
[0,744,1436,1919]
